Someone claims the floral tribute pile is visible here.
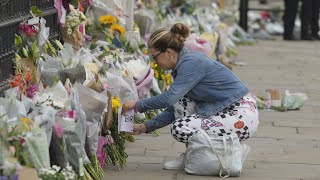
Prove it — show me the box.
[0,1,249,179]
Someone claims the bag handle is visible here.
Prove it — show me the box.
[198,129,231,178]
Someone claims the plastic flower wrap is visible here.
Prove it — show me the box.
[49,120,69,171]
[33,82,68,110]
[56,87,92,178]
[25,129,51,171]
[72,84,106,179]
[33,106,58,145]
[100,70,136,103]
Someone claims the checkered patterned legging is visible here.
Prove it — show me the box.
[170,95,259,143]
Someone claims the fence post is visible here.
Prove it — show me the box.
[239,0,249,31]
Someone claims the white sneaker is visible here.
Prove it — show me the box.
[163,153,185,170]
[241,143,251,164]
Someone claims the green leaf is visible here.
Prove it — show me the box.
[106,37,112,44]
[102,45,110,52]
[14,34,22,46]
[30,6,43,17]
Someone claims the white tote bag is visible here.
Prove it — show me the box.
[184,129,243,177]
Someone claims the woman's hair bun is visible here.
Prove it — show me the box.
[170,23,190,39]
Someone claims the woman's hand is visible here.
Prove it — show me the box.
[128,124,147,135]
[121,100,137,114]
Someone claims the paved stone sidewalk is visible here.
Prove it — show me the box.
[104,40,320,180]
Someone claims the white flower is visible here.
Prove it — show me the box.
[66,164,73,171]
[125,59,148,78]
[48,169,56,174]
[52,165,61,172]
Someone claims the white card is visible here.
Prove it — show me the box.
[28,17,40,25]
[118,108,134,132]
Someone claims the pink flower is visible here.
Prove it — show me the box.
[97,136,107,168]
[53,122,63,138]
[18,24,37,38]
[67,110,76,118]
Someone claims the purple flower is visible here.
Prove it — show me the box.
[26,84,37,98]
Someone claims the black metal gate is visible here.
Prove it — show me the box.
[0,0,59,93]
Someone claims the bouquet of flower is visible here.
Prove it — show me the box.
[49,121,68,169]
[14,9,49,66]
[60,5,87,50]
[103,96,127,169]
[7,118,33,167]
[8,66,38,99]
[65,5,87,35]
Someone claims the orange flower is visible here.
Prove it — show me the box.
[9,74,22,88]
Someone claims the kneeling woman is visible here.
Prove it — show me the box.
[122,23,259,170]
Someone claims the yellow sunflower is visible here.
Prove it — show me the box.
[110,24,125,36]
[99,15,117,25]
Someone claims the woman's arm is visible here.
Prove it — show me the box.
[143,106,175,133]
[136,57,205,112]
